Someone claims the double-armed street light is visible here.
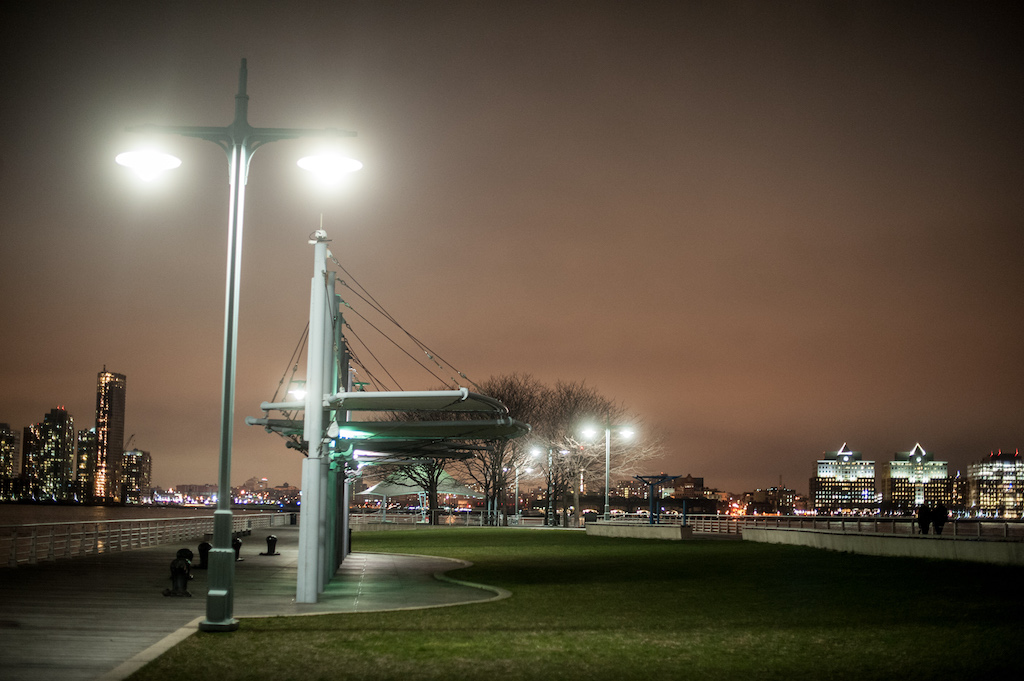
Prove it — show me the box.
[116,59,360,631]
[581,421,635,521]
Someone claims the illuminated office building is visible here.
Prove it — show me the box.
[877,443,955,511]
[666,474,705,499]
[967,450,1023,517]
[95,368,126,502]
[809,443,878,513]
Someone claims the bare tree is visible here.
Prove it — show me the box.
[366,403,463,525]
[527,380,665,525]
[375,374,662,528]
[364,457,451,524]
[457,373,545,525]
[533,381,622,525]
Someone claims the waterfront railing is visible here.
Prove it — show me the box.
[2,512,296,568]
[658,514,1024,541]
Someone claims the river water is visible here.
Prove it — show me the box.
[0,504,289,526]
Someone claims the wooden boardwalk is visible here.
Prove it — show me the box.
[0,526,503,681]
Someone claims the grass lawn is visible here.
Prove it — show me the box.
[130,529,1023,680]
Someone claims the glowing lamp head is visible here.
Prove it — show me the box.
[115,150,182,181]
[287,380,307,400]
[297,152,362,186]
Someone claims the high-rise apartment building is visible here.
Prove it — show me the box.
[1,423,21,500]
[809,443,878,513]
[1,423,20,478]
[76,428,98,502]
[95,368,126,502]
[877,443,954,511]
[22,408,76,501]
[121,449,152,504]
[967,450,1023,517]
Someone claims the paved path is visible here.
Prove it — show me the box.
[0,526,505,681]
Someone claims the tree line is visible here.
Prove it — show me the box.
[369,373,662,525]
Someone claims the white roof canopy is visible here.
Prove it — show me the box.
[247,387,530,463]
[259,388,508,414]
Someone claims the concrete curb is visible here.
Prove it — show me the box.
[94,616,204,681]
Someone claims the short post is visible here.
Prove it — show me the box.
[260,535,279,556]
[196,541,212,569]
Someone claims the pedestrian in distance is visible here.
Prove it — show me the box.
[917,503,931,535]
[163,547,194,597]
[933,503,948,535]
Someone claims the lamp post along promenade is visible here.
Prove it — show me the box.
[582,421,634,521]
[121,59,356,631]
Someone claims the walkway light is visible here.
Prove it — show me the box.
[297,151,362,186]
[119,59,357,628]
[581,421,637,521]
[115,150,182,181]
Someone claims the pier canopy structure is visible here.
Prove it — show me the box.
[246,231,529,604]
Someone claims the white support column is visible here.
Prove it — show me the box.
[317,269,334,593]
[298,231,329,604]
[342,471,352,557]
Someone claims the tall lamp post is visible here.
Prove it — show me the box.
[582,421,634,521]
[531,447,553,526]
[511,462,533,519]
[117,59,357,632]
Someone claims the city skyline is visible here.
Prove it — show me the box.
[2,375,1018,500]
[1,2,1021,495]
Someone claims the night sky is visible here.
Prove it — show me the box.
[1,1,1021,496]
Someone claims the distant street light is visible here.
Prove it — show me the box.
[582,421,634,521]
[532,446,570,526]
[510,461,533,519]
[118,59,359,631]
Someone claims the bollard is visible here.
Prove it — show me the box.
[232,536,243,562]
[195,541,212,570]
[259,534,279,556]
[162,548,194,597]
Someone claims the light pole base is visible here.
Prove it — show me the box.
[199,588,239,631]
[200,546,238,631]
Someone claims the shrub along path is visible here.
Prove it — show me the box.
[130,528,1024,681]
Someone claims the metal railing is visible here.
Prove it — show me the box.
[1,512,295,568]
[676,514,1024,541]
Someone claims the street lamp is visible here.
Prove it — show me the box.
[510,462,533,520]
[118,59,358,631]
[530,446,556,526]
[581,421,634,521]
[115,150,182,180]
[532,446,570,526]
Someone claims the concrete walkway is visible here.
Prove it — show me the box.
[0,526,506,681]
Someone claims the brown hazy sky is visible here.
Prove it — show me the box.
[1,1,1022,496]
